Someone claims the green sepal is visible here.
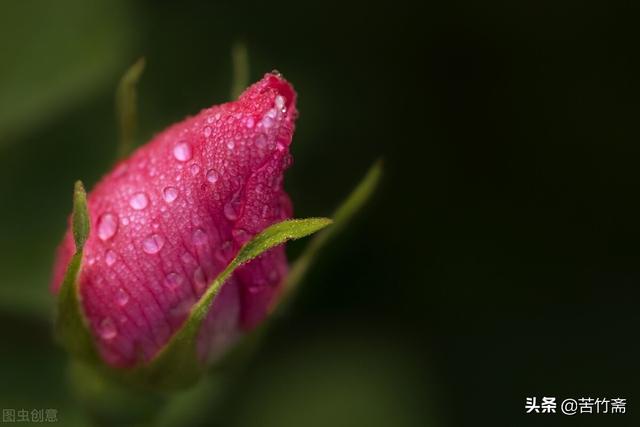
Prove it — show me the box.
[230,41,249,100]
[55,181,99,364]
[116,57,145,159]
[277,160,382,305]
[72,180,89,250]
[112,218,332,391]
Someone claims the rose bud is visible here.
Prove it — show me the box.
[52,72,299,371]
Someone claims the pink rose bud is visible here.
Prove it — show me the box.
[52,73,297,368]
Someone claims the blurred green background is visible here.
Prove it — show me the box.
[0,1,638,426]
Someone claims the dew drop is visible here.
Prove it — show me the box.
[224,202,238,221]
[192,228,208,246]
[203,126,212,137]
[261,205,270,218]
[275,95,286,112]
[97,213,118,241]
[129,192,149,210]
[255,134,267,148]
[261,116,274,128]
[232,228,250,244]
[190,163,200,176]
[245,117,255,128]
[142,234,165,254]
[181,252,197,266]
[122,217,130,225]
[173,142,192,162]
[226,140,235,150]
[105,250,117,266]
[162,186,178,203]
[206,169,219,183]
[116,288,129,306]
[216,241,234,262]
[164,272,184,290]
[193,267,207,294]
[99,317,117,340]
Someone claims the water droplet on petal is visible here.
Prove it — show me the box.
[105,250,117,266]
[224,202,238,221]
[193,267,207,294]
[190,163,200,176]
[122,217,130,225]
[261,116,274,128]
[216,241,234,262]
[226,140,235,150]
[181,252,197,266]
[164,272,184,290]
[129,192,149,210]
[206,169,218,183]
[97,213,118,241]
[192,228,208,246]
[162,186,178,203]
[255,134,267,148]
[203,126,212,137]
[246,117,255,128]
[116,288,129,306]
[173,142,192,162]
[142,234,165,254]
[232,228,251,245]
[99,317,117,340]
[275,95,286,112]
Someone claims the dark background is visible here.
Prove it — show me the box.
[0,1,638,426]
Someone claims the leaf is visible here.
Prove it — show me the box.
[230,41,249,100]
[115,57,145,159]
[278,160,383,305]
[122,218,332,390]
[55,182,99,364]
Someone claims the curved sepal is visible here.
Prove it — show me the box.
[277,160,382,305]
[55,181,99,363]
[116,217,332,390]
[230,42,249,100]
[116,57,145,159]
